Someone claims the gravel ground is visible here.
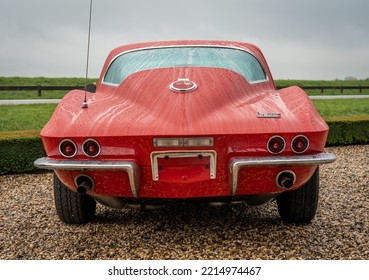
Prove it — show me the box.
[0,145,368,260]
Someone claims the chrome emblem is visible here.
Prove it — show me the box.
[257,112,281,118]
[170,78,197,92]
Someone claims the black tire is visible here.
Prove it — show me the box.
[277,167,319,223]
[53,173,96,224]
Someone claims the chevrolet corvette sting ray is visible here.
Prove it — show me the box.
[35,41,336,224]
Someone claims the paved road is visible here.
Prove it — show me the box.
[309,95,369,99]
[1,95,369,105]
[0,99,61,105]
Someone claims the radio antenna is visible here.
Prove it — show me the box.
[82,0,93,109]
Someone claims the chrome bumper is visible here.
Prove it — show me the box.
[228,153,336,196]
[34,157,140,197]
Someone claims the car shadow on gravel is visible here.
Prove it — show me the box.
[90,201,295,245]
[83,202,322,259]
[93,201,281,227]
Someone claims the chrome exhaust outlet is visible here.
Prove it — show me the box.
[75,175,94,194]
[276,171,296,189]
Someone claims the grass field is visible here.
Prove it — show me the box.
[0,99,368,132]
[1,77,368,132]
[0,104,57,132]
[312,99,369,118]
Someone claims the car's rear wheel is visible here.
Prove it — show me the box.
[53,173,96,224]
[277,167,319,223]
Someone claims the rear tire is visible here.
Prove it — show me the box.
[277,167,319,223]
[53,173,96,224]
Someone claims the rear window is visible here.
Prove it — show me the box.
[103,46,267,85]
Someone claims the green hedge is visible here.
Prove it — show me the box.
[326,117,369,146]
[0,131,45,175]
[0,118,368,175]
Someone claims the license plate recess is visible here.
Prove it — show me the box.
[151,151,217,183]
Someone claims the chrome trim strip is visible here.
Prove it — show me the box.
[102,44,269,86]
[34,157,140,198]
[249,78,269,85]
[150,150,217,181]
[228,153,336,196]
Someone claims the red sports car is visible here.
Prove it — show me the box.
[35,40,336,224]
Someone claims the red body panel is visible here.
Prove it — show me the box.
[40,41,329,200]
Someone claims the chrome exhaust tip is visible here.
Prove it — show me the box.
[276,171,296,189]
[75,175,94,194]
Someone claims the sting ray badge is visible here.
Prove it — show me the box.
[257,112,281,118]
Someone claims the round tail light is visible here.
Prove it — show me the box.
[59,139,77,158]
[267,136,286,154]
[291,135,309,154]
[83,139,101,157]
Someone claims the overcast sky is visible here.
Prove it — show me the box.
[1,0,368,80]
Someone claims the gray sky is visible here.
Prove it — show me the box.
[1,0,368,80]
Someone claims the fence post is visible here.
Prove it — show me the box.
[37,85,42,97]
[340,86,343,94]
[320,87,324,94]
